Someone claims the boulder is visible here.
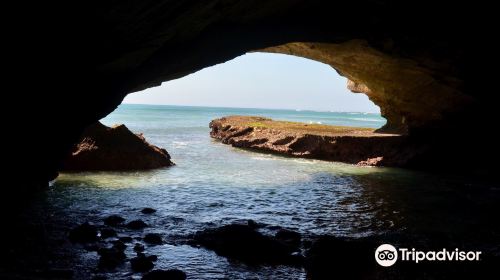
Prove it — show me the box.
[275,229,301,249]
[100,228,117,239]
[103,215,125,227]
[191,224,302,265]
[62,122,173,171]
[141,208,157,214]
[126,220,148,230]
[97,247,127,269]
[130,255,155,272]
[144,233,163,245]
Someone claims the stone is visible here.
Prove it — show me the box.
[247,219,264,229]
[111,240,127,251]
[69,222,99,243]
[275,229,301,249]
[100,228,117,239]
[191,224,301,265]
[134,243,145,253]
[62,122,174,171]
[97,247,127,269]
[103,215,125,227]
[130,255,155,272]
[141,208,157,214]
[144,233,163,245]
[126,220,148,230]
[142,269,187,280]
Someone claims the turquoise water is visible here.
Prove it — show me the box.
[48,104,499,279]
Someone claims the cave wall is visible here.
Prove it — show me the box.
[6,0,489,190]
[261,41,470,133]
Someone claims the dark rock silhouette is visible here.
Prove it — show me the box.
[191,224,303,265]
[100,228,117,239]
[144,233,163,245]
[97,247,126,269]
[126,220,148,230]
[141,208,157,214]
[103,215,126,227]
[130,254,156,272]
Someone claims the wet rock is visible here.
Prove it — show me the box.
[112,240,127,251]
[191,224,300,265]
[210,116,410,167]
[69,222,99,243]
[134,243,145,253]
[130,255,155,272]
[247,219,264,229]
[141,207,157,214]
[144,233,163,245]
[119,236,133,243]
[62,122,174,171]
[126,220,148,229]
[148,255,158,262]
[97,247,127,269]
[275,229,301,249]
[103,215,125,227]
[100,228,117,239]
[142,269,187,280]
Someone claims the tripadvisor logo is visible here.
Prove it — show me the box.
[375,244,482,267]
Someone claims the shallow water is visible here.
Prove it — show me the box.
[39,105,500,279]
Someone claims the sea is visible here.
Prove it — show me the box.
[41,104,498,279]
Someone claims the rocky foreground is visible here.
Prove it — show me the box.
[210,116,411,167]
[62,122,173,171]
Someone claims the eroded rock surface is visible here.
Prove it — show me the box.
[210,116,416,166]
[62,122,173,171]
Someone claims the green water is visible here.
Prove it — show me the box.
[46,104,499,279]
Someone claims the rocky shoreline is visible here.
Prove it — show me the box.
[210,116,412,167]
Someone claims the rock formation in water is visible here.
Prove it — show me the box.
[210,116,417,166]
[62,122,173,171]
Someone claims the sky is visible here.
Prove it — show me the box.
[124,53,379,113]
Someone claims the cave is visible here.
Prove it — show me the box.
[3,1,498,279]
[8,1,490,192]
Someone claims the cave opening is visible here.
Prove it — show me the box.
[87,51,393,169]
[121,52,383,120]
[4,1,498,278]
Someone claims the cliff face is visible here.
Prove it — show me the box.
[62,122,173,171]
[210,116,415,166]
[5,1,492,188]
[261,41,469,134]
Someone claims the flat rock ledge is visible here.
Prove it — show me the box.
[62,122,173,171]
[209,116,409,167]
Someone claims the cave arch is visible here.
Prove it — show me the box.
[12,0,481,188]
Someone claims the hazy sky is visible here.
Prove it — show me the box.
[124,53,379,113]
